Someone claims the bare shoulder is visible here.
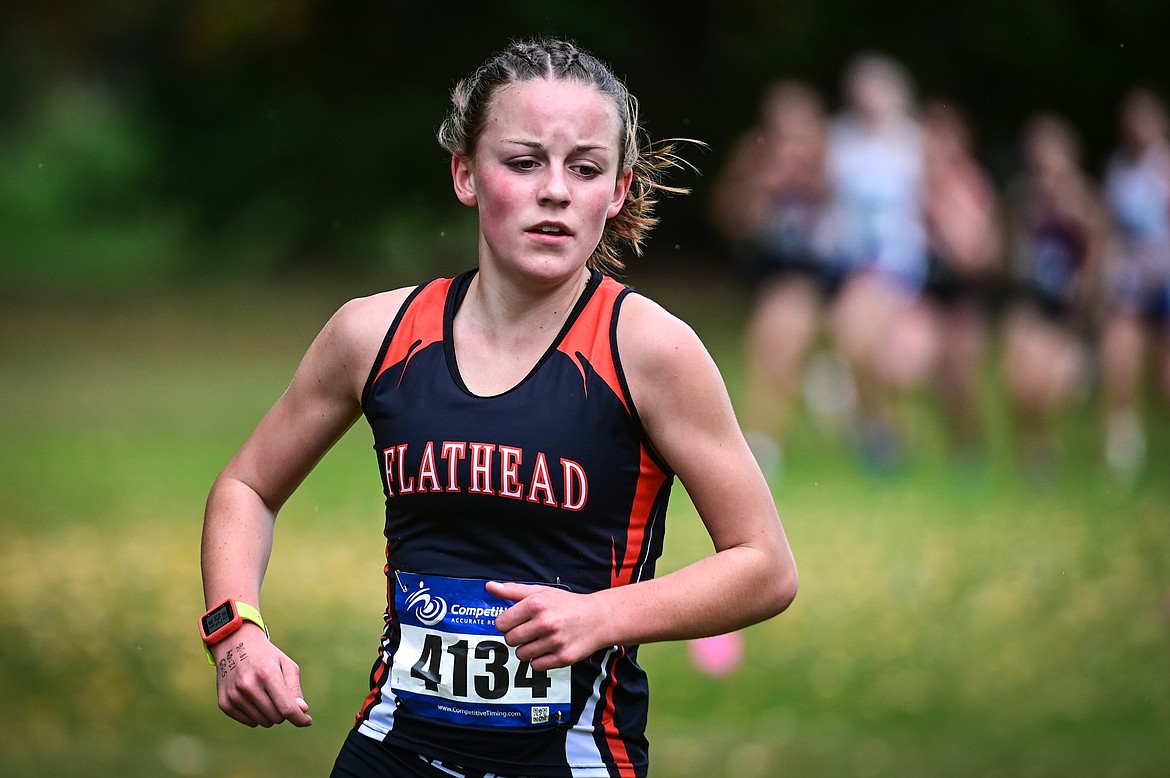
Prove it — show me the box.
[331,286,417,345]
[616,291,712,379]
[616,289,749,486]
[302,285,418,395]
[616,291,728,436]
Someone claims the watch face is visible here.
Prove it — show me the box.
[202,601,236,636]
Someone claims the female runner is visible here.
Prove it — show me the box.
[200,38,797,778]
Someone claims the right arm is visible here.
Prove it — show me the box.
[200,288,411,727]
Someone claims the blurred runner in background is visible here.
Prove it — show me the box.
[1001,114,1106,482]
[920,99,1003,463]
[818,53,935,472]
[708,80,836,477]
[1099,87,1170,483]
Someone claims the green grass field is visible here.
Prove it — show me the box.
[2,275,1168,777]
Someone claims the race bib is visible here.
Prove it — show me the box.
[390,572,571,728]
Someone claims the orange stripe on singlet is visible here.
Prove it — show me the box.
[372,278,450,385]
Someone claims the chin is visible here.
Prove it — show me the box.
[494,252,591,283]
[527,263,591,289]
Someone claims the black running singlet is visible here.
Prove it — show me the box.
[353,269,674,778]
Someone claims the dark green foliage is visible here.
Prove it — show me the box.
[2,1,1169,289]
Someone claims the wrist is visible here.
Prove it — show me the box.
[590,586,628,648]
[199,599,270,665]
[207,621,267,665]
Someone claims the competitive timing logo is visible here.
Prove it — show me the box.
[405,583,448,626]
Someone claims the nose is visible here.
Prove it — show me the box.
[538,164,572,206]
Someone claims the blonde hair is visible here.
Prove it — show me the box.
[437,37,696,274]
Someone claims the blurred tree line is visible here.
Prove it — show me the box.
[2,0,1168,291]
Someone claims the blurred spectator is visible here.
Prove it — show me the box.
[1001,114,1107,480]
[708,80,834,475]
[818,52,936,471]
[1099,87,1170,482]
[920,99,1003,459]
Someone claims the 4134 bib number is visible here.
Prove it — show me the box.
[390,572,571,728]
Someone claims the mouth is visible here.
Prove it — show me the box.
[527,222,572,237]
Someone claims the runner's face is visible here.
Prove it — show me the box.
[453,78,631,284]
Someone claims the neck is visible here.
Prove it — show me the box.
[464,265,591,340]
[451,265,593,396]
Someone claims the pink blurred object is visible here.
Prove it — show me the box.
[687,632,744,676]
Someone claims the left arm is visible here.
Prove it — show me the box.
[491,293,797,670]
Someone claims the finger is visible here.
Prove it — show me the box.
[222,688,272,728]
[497,615,539,647]
[230,664,290,727]
[492,583,561,634]
[280,656,313,727]
[228,681,306,729]
[513,638,575,672]
[510,633,549,661]
[221,699,260,728]
[527,651,573,673]
[498,595,551,636]
[485,580,538,602]
[243,684,285,728]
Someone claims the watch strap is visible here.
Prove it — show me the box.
[233,601,270,639]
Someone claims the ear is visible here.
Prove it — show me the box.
[451,155,478,207]
[606,166,634,219]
